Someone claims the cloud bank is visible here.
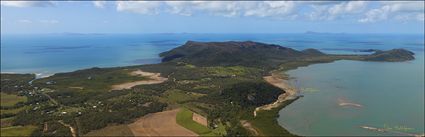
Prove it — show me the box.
[113,1,424,23]
[359,1,425,23]
[2,1,423,23]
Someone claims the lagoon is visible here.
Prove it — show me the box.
[278,52,424,136]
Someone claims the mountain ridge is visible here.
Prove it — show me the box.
[160,41,415,69]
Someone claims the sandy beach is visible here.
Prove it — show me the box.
[338,98,363,108]
[111,70,168,90]
[254,73,299,117]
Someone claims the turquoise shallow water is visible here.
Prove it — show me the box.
[278,52,424,136]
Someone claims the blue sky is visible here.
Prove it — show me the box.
[1,1,424,34]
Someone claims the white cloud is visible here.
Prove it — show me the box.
[165,1,245,17]
[301,1,345,6]
[243,1,296,18]
[1,1,54,8]
[117,1,297,19]
[113,1,424,23]
[359,1,424,23]
[166,1,246,17]
[359,6,389,23]
[5,1,416,24]
[307,1,368,20]
[16,19,59,25]
[39,19,59,24]
[381,1,424,13]
[93,1,106,8]
[17,19,32,24]
[416,13,425,21]
[329,1,367,15]
[116,1,163,15]
[163,1,194,16]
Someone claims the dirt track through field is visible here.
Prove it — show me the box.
[240,120,259,136]
[128,109,197,137]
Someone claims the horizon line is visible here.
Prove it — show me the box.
[1,32,424,35]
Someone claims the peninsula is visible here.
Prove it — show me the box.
[1,41,414,136]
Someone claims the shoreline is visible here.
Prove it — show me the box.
[254,72,299,117]
[0,72,53,79]
[249,71,301,136]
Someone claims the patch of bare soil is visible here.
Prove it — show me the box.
[192,113,208,127]
[68,87,84,90]
[111,70,168,91]
[83,125,134,136]
[128,109,198,137]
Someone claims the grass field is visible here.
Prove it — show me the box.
[1,117,14,128]
[176,108,212,136]
[203,66,254,76]
[163,89,203,104]
[0,106,28,115]
[176,108,228,136]
[0,125,37,136]
[0,93,27,107]
[83,125,134,136]
[34,68,148,92]
[211,122,227,136]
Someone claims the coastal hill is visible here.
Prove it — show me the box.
[160,41,414,68]
[160,41,304,68]
[364,49,415,62]
[0,41,415,137]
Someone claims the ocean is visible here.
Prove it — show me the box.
[1,33,424,135]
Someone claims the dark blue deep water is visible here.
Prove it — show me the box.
[2,33,423,76]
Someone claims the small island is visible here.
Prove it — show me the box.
[1,41,414,136]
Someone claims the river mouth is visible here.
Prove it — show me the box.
[277,52,424,136]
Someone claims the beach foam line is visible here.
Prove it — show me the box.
[0,72,19,74]
[1,71,53,78]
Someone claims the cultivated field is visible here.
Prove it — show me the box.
[0,125,37,136]
[1,92,31,134]
[84,125,134,136]
[0,93,27,107]
[128,109,197,136]
[176,108,226,136]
